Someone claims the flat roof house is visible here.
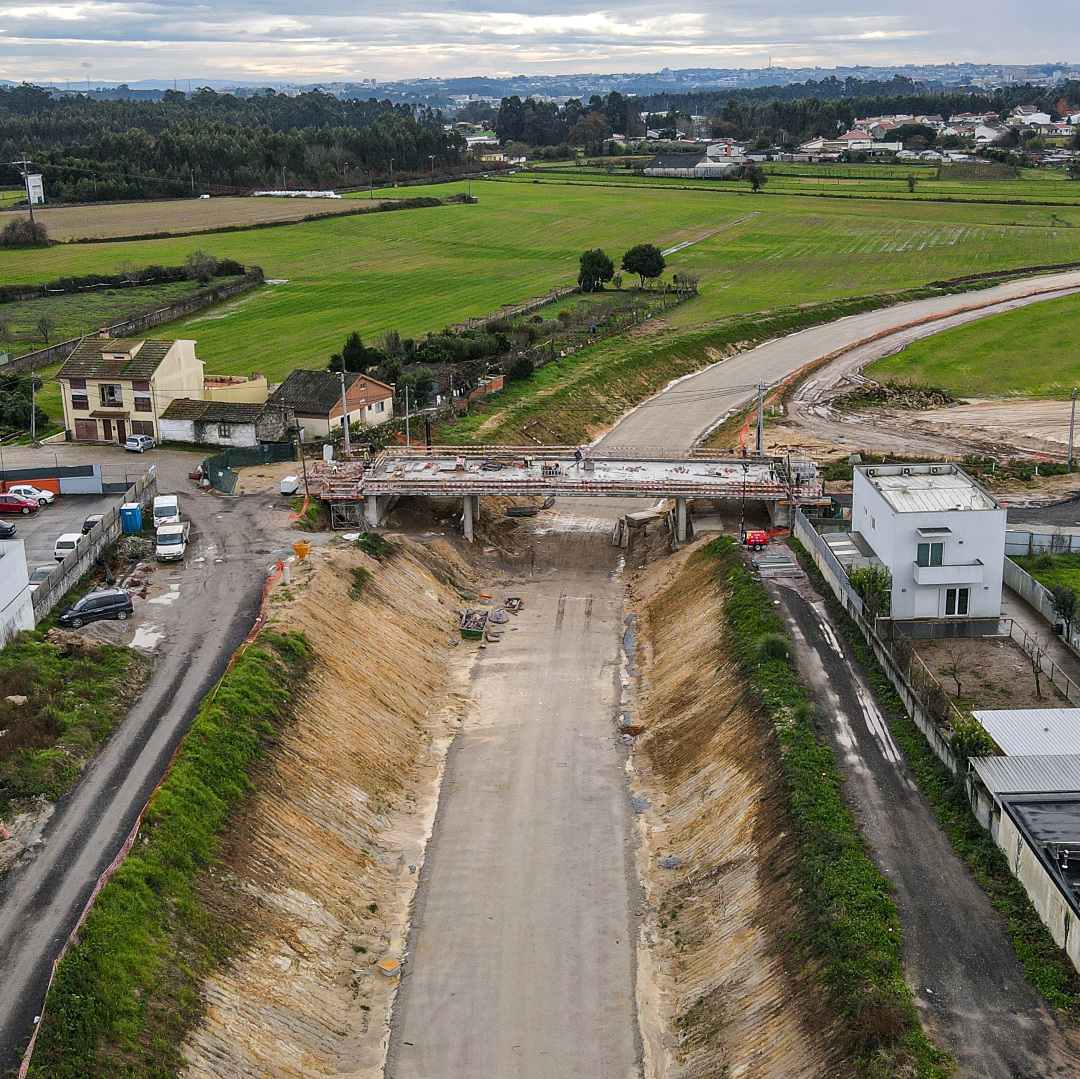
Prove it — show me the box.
[58,337,204,444]
[268,370,394,441]
[851,462,1006,622]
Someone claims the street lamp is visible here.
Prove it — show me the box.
[390,158,395,185]
[739,460,750,545]
[429,154,435,179]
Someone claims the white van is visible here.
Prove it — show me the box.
[152,495,180,528]
[53,533,82,561]
[155,521,190,562]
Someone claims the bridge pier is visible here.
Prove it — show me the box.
[463,494,479,542]
[676,497,687,543]
[365,495,384,528]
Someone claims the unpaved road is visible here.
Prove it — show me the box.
[387,523,640,1079]
[600,269,1080,452]
[773,558,1080,1077]
[0,447,290,1075]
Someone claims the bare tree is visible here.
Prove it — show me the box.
[1028,634,1048,699]
[35,313,56,343]
[1051,584,1079,643]
[942,643,966,699]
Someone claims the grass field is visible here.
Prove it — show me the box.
[0,189,23,209]
[3,179,1080,381]
[0,278,216,357]
[869,290,1080,396]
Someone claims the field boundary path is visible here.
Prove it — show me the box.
[598,269,1080,451]
[661,211,761,256]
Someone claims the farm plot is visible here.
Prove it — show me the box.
[869,290,1080,397]
[3,181,1080,381]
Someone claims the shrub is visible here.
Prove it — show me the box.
[755,632,790,662]
[0,216,49,248]
[357,533,394,559]
[508,355,535,382]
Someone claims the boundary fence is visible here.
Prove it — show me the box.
[31,468,157,622]
[202,442,296,494]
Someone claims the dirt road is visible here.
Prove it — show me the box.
[600,270,1080,452]
[0,448,291,1074]
[772,559,1080,1078]
[386,523,641,1079]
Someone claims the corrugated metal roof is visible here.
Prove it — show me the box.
[973,708,1080,756]
[871,471,997,513]
[971,754,1080,795]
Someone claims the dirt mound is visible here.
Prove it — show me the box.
[628,548,843,1079]
[179,537,471,1079]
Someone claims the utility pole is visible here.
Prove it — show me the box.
[29,372,36,444]
[12,156,35,223]
[404,384,411,447]
[739,460,749,543]
[1070,387,1078,469]
[755,380,765,455]
[390,158,394,185]
[339,369,352,457]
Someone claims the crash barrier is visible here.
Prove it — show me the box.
[31,468,157,623]
[18,559,283,1079]
[202,442,296,494]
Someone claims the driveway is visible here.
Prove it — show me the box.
[0,443,298,1074]
[771,558,1080,1077]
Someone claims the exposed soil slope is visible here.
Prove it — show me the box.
[628,549,843,1078]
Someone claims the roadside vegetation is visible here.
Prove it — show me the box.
[0,632,148,820]
[705,537,949,1077]
[1014,551,1080,595]
[26,630,310,1079]
[868,290,1080,397]
[793,540,1080,1014]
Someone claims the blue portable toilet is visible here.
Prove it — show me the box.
[120,502,142,533]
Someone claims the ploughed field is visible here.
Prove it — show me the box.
[2,179,1080,381]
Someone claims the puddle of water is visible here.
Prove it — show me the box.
[131,625,165,651]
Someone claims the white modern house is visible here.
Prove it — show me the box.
[852,463,1006,622]
[0,539,34,646]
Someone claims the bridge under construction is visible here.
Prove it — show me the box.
[307,445,827,539]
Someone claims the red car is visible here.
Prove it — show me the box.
[0,493,38,515]
[744,529,769,551]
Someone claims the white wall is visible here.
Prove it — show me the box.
[158,418,196,443]
[852,468,1006,620]
[0,540,34,647]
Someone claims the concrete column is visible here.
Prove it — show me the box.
[463,494,475,543]
[676,497,687,543]
[365,495,380,528]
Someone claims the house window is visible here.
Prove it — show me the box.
[130,420,154,436]
[131,379,150,392]
[99,384,123,407]
[71,393,90,411]
[917,542,944,567]
[374,401,385,414]
[134,395,152,413]
[218,423,232,439]
[945,587,970,616]
[69,377,87,391]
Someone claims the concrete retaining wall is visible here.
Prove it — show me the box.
[31,468,157,622]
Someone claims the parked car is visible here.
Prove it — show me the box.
[152,494,180,528]
[124,434,155,453]
[27,565,53,591]
[0,493,38,515]
[0,520,15,538]
[56,588,134,628]
[155,521,190,562]
[53,532,82,561]
[7,484,54,506]
[82,512,105,534]
[743,529,769,551]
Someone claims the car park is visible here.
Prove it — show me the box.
[7,484,54,506]
[82,512,105,534]
[0,493,38,515]
[0,520,15,539]
[27,565,53,591]
[53,532,82,561]
[124,434,155,453]
[56,588,133,628]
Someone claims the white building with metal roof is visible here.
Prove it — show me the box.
[852,462,1006,621]
[972,708,1080,757]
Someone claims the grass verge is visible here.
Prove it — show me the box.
[704,537,948,1077]
[792,538,1080,1014]
[25,630,311,1079]
[0,632,149,819]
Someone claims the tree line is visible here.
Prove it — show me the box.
[0,85,466,201]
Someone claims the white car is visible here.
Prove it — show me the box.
[125,434,155,453]
[53,533,82,561]
[28,565,53,591]
[7,484,54,506]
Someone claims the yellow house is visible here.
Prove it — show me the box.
[58,337,205,444]
[203,373,269,404]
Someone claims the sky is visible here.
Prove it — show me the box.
[0,0,1075,86]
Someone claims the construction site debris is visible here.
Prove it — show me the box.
[377,958,403,978]
[460,609,488,640]
[505,597,523,613]
[488,608,510,624]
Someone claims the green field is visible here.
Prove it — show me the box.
[0,189,23,209]
[869,290,1080,397]
[3,178,1080,381]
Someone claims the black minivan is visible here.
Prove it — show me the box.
[57,589,134,628]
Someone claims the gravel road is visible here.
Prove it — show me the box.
[773,561,1080,1077]
[0,447,292,1074]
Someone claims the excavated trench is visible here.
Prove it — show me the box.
[627,547,844,1079]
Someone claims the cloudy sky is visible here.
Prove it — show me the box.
[0,1,1075,85]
